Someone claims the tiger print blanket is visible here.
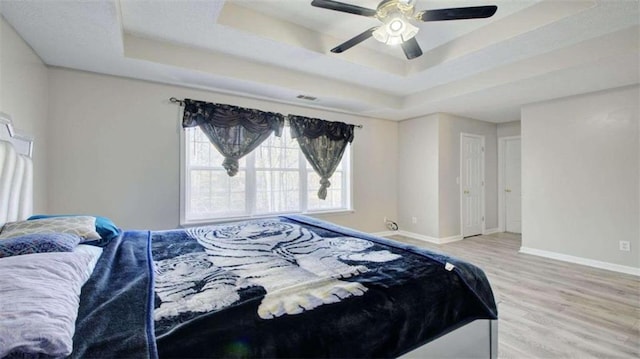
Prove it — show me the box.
[151,215,498,358]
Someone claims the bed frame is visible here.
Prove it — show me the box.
[0,111,497,358]
[401,319,497,358]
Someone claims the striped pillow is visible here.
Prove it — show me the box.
[0,216,101,241]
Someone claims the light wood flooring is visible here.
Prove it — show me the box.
[389,232,640,358]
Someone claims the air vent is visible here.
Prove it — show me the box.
[296,95,318,101]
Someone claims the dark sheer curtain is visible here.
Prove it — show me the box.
[288,115,355,200]
[182,99,284,176]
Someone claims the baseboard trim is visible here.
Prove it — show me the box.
[392,230,463,245]
[370,231,398,237]
[519,247,640,277]
[439,234,465,244]
[397,230,439,244]
[484,228,501,235]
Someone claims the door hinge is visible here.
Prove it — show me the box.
[481,146,485,152]
[482,216,485,221]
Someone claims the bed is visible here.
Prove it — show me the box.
[0,128,498,358]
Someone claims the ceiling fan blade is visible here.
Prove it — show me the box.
[401,37,423,60]
[311,0,377,17]
[418,5,497,22]
[331,27,378,53]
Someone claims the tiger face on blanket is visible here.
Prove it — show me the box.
[154,219,401,320]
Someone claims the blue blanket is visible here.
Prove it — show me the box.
[153,216,497,358]
[72,231,157,359]
[72,215,497,358]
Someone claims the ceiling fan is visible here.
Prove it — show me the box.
[311,0,497,60]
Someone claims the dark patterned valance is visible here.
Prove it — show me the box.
[289,116,355,200]
[288,115,355,143]
[182,99,284,135]
[182,99,285,176]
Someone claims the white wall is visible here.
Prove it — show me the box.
[438,113,498,237]
[0,16,48,213]
[397,114,439,237]
[47,68,398,232]
[497,121,521,138]
[522,85,639,269]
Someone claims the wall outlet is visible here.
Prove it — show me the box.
[411,216,417,224]
[619,241,631,252]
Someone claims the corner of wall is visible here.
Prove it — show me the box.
[396,114,440,238]
[0,16,50,213]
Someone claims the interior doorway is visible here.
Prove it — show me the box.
[499,136,522,233]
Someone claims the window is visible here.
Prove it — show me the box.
[181,127,351,224]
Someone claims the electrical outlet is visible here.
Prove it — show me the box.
[411,217,417,224]
[384,217,388,223]
[619,241,631,252]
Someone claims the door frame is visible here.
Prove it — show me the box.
[498,135,521,232]
[459,133,486,237]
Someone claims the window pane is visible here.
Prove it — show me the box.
[255,133,298,169]
[187,128,245,168]
[184,127,350,222]
[255,170,300,213]
[255,144,281,168]
[307,171,344,211]
[189,129,215,166]
[285,148,299,168]
[189,169,245,219]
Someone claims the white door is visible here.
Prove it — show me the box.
[504,138,521,233]
[461,134,484,237]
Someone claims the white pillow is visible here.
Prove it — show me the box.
[74,243,104,277]
[0,216,101,241]
[0,247,103,358]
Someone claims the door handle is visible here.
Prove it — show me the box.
[464,190,470,194]
[505,189,511,192]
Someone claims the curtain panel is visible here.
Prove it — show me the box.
[182,99,284,176]
[288,115,355,200]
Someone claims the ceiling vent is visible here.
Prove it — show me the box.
[296,94,318,101]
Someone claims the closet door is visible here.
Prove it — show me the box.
[504,138,521,233]
[461,134,485,237]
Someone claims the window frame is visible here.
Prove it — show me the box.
[179,127,353,226]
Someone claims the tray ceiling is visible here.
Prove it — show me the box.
[1,0,638,122]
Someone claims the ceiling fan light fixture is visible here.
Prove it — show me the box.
[372,14,418,45]
[312,0,498,59]
[389,18,403,31]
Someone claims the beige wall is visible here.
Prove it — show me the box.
[397,114,439,237]
[333,115,398,231]
[47,68,398,232]
[497,121,521,138]
[0,16,48,213]
[438,113,498,237]
[522,85,639,269]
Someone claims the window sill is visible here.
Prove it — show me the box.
[181,208,355,228]
[304,209,355,217]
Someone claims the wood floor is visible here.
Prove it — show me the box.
[389,232,640,358]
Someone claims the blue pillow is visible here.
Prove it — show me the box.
[27,214,121,246]
[0,233,81,258]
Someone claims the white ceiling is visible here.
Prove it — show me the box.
[1,0,638,123]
